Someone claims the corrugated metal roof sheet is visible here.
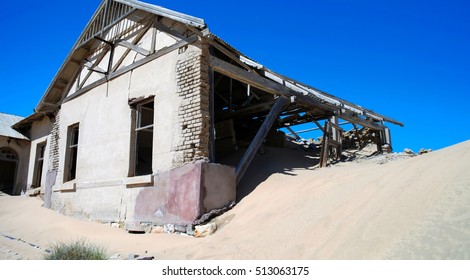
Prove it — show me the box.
[115,0,205,28]
[0,112,29,140]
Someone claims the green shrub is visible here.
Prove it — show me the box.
[44,239,108,260]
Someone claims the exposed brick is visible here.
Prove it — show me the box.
[173,39,211,166]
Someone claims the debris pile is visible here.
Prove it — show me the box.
[341,127,381,151]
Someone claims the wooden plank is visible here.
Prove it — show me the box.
[209,68,216,162]
[285,126,301,141]
[218,100,274,121]
[313,119,325,134]
[236,96,288,184]
[116,40,150,56]
[319,121,331,168]
[153,20,189,41]
[112,18,154,72]
[337,112,384,131]
[329,139,341,148]
[265,68,404,127]
[209,39,261,76]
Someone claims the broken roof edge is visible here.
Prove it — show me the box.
[115,0,205,28]
[32,0,402,130]
[207,34,404,128]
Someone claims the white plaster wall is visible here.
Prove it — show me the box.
[58,72,133,185]
[51,185,128,222]
[155,31,178,50]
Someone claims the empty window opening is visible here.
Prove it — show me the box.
[134,101,154,176]
[64,124,79,182]
[33,142,46,188]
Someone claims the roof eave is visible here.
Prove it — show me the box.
[115,0,206,28]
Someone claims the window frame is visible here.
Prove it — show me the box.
[129,98,154,177]
[32,141,47,188]
[64,123,79,182]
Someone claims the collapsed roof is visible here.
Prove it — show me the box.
[16,0,403,133]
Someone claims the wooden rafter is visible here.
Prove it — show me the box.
[111,17,155,72]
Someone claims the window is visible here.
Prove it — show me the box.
[133,101,154,176]
[0,148,17,160]
[64,124,79,181]
[32,142,46,188]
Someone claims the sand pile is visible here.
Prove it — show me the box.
[1,140,469,259]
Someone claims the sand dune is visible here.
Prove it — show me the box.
[1,140,470,260]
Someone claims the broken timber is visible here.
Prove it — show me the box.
[319,116,343,167]
[236,96,288,184]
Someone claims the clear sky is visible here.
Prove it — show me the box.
[1,0,469,153]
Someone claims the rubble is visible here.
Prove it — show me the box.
[404,148,415,155]
[194,222,217,238]
[341,127,381,150]
[418,148,432,155]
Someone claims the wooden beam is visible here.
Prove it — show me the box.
[154,20,189,41]
[313,119,326,134]
[84,61,107,74]
[236,96,288,184]
[337,112,384,131]
[211,56,336,113]
[116,40,150,56]
[209,68,216,162]
[285,126,301,141]
[209,39,261,77]
[218,100,274,121]
[112,19,154,72]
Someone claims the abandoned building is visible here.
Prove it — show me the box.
[4,0,402,230]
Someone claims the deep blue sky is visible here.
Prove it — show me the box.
[1,0,469,152]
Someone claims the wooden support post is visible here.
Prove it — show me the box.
[285,126,301,141]
[330,116,342,159]
[209,68,216,162]
[236,96,288,184]
[384,127,392,148]
[379,126,392,152]
[319,120,331,168]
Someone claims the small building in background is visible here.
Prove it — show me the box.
[0,112,30,195]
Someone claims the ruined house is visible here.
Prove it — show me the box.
[8,0,402,229]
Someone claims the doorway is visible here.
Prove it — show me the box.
[0,148,18,195]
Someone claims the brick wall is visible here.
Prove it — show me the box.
[48,110,60,172]
[173,39,210,165]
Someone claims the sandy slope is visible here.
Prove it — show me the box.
[1,140,470,260]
